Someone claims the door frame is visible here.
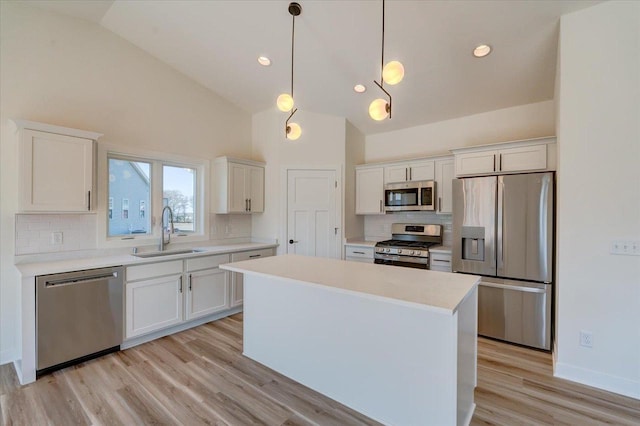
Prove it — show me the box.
[280,165,343,259]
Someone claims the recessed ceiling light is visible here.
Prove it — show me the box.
[473,44,492,58]
[257,56,271,66]
[354,84,366,93]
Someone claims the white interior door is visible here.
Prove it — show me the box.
[287,169,339,258]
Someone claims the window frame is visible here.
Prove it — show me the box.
[97,143,209,249]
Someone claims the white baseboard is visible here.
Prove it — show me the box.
[554,361,640,400]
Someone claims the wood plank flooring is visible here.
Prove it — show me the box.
[1,313,639,425]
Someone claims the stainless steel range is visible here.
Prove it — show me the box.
[374,223,443,269]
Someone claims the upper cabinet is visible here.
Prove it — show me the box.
[355,166,384,215]
[384,160,434,183]
[434,158,454,214]
[213,157,265,214]
[13,119,102,213]
[451,137,556,177]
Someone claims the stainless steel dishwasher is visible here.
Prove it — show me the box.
[36,266,124,376]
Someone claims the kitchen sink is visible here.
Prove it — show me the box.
[133,249,205,258]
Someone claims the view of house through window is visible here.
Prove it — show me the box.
[107,156,198,237]
[108,158,151,237]
[163,165,196,233]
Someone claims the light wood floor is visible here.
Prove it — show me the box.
[1,313,638,425]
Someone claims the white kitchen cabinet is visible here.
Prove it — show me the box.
[384,160,434,183]
[230,248,275,307]
[355,166,384,215]
[125,274,184,339]
[344,245,375,263]
[452,137,555,177]
[185,254,230,320]
[435,158,454,214]
[214,157,265,213]
[13,120,102,212]
[430,250,452,272]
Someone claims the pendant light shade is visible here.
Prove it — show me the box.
[286,122,302,140]
[382,60,404,85]
[277,93,294,112]
[369,98,389,121]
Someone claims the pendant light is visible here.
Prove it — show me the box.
[277,2,302,140]
[369,0,404,121]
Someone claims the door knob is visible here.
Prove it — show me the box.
[289,239,298,244]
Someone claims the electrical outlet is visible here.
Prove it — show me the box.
[50,231,63,245]
[579,330,593,348]
[611,240,640,256]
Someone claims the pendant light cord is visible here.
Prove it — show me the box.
[291,13,295,99]
[380,0,385,86]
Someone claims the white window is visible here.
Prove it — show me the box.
[100,146,208,246]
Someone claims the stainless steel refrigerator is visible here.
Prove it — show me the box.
[452,172,554,350]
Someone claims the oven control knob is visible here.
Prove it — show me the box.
[385,248,391,253]
[398,249,403,254]
[410,250,415,255]
[415,251,421,256]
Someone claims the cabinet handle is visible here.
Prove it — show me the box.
[353,251,365,254]
[188,274,192,291]
[245,199,248,212]
[433,259,451,263]
[87,191,91,211]
[439,197,442,212]
[493,155,496,172]
[249,198,252,212]
[179,276,183,293]
[409,168,412,180]
[249,254,261,258]
[499,153,502,171]
[405,168,408,181]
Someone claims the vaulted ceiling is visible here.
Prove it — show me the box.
[25,0,600,135]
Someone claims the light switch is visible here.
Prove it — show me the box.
[610,240,640,256]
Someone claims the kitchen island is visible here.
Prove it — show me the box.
[220,254,479,426]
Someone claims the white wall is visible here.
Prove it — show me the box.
[251,109,346,253]
[555,1,640,399]
[0,3,252,364]
[365,100,555,163]
[344,121,365,239]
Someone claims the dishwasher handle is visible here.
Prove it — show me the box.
[44,272,118,287]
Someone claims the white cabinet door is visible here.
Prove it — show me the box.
[230,248,274,307]
[384,165,409,184]
[435,159,454,214]
[20,129,94,212]
[455,151,498,176]
[498,144,547,172]
[356,167,384,214]
[248,165,264,213]
[185,268,229,320]
[409,160,435,181]
[228,162,248,213]
[126,274,183,339]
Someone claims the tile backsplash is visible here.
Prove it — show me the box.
[364,212,452,246]
[15,214,97,255]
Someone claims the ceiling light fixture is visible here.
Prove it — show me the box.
[354,84,366,93]
[277,2,302,140]
[473,44,492,58]
[369,0,404,121]
[258,56,271,66]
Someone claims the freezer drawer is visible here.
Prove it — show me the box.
[478,278,551,350]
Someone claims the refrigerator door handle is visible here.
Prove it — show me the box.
[480,281,547,294]
[497,177,504,273]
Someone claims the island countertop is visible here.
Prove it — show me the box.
[221,254,478,314]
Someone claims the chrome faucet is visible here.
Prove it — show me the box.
[159,206,174,251]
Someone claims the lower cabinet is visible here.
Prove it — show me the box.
[344,245,375,263]
[125,272,184,339]
[185,255,230,320]
[230,248,275,307]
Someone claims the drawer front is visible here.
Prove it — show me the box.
[345,246,374,259]
[185,254,230,272]
[430,253,452,271]
[345,256,374,264]
[126,260,183,282]
[231,248,274,262]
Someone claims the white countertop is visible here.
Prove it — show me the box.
[221,254,478,314]
[344,240,377,248]
[15,242,278,277]
[429,245,452,254]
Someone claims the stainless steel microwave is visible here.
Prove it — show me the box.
[384,180,436,212]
